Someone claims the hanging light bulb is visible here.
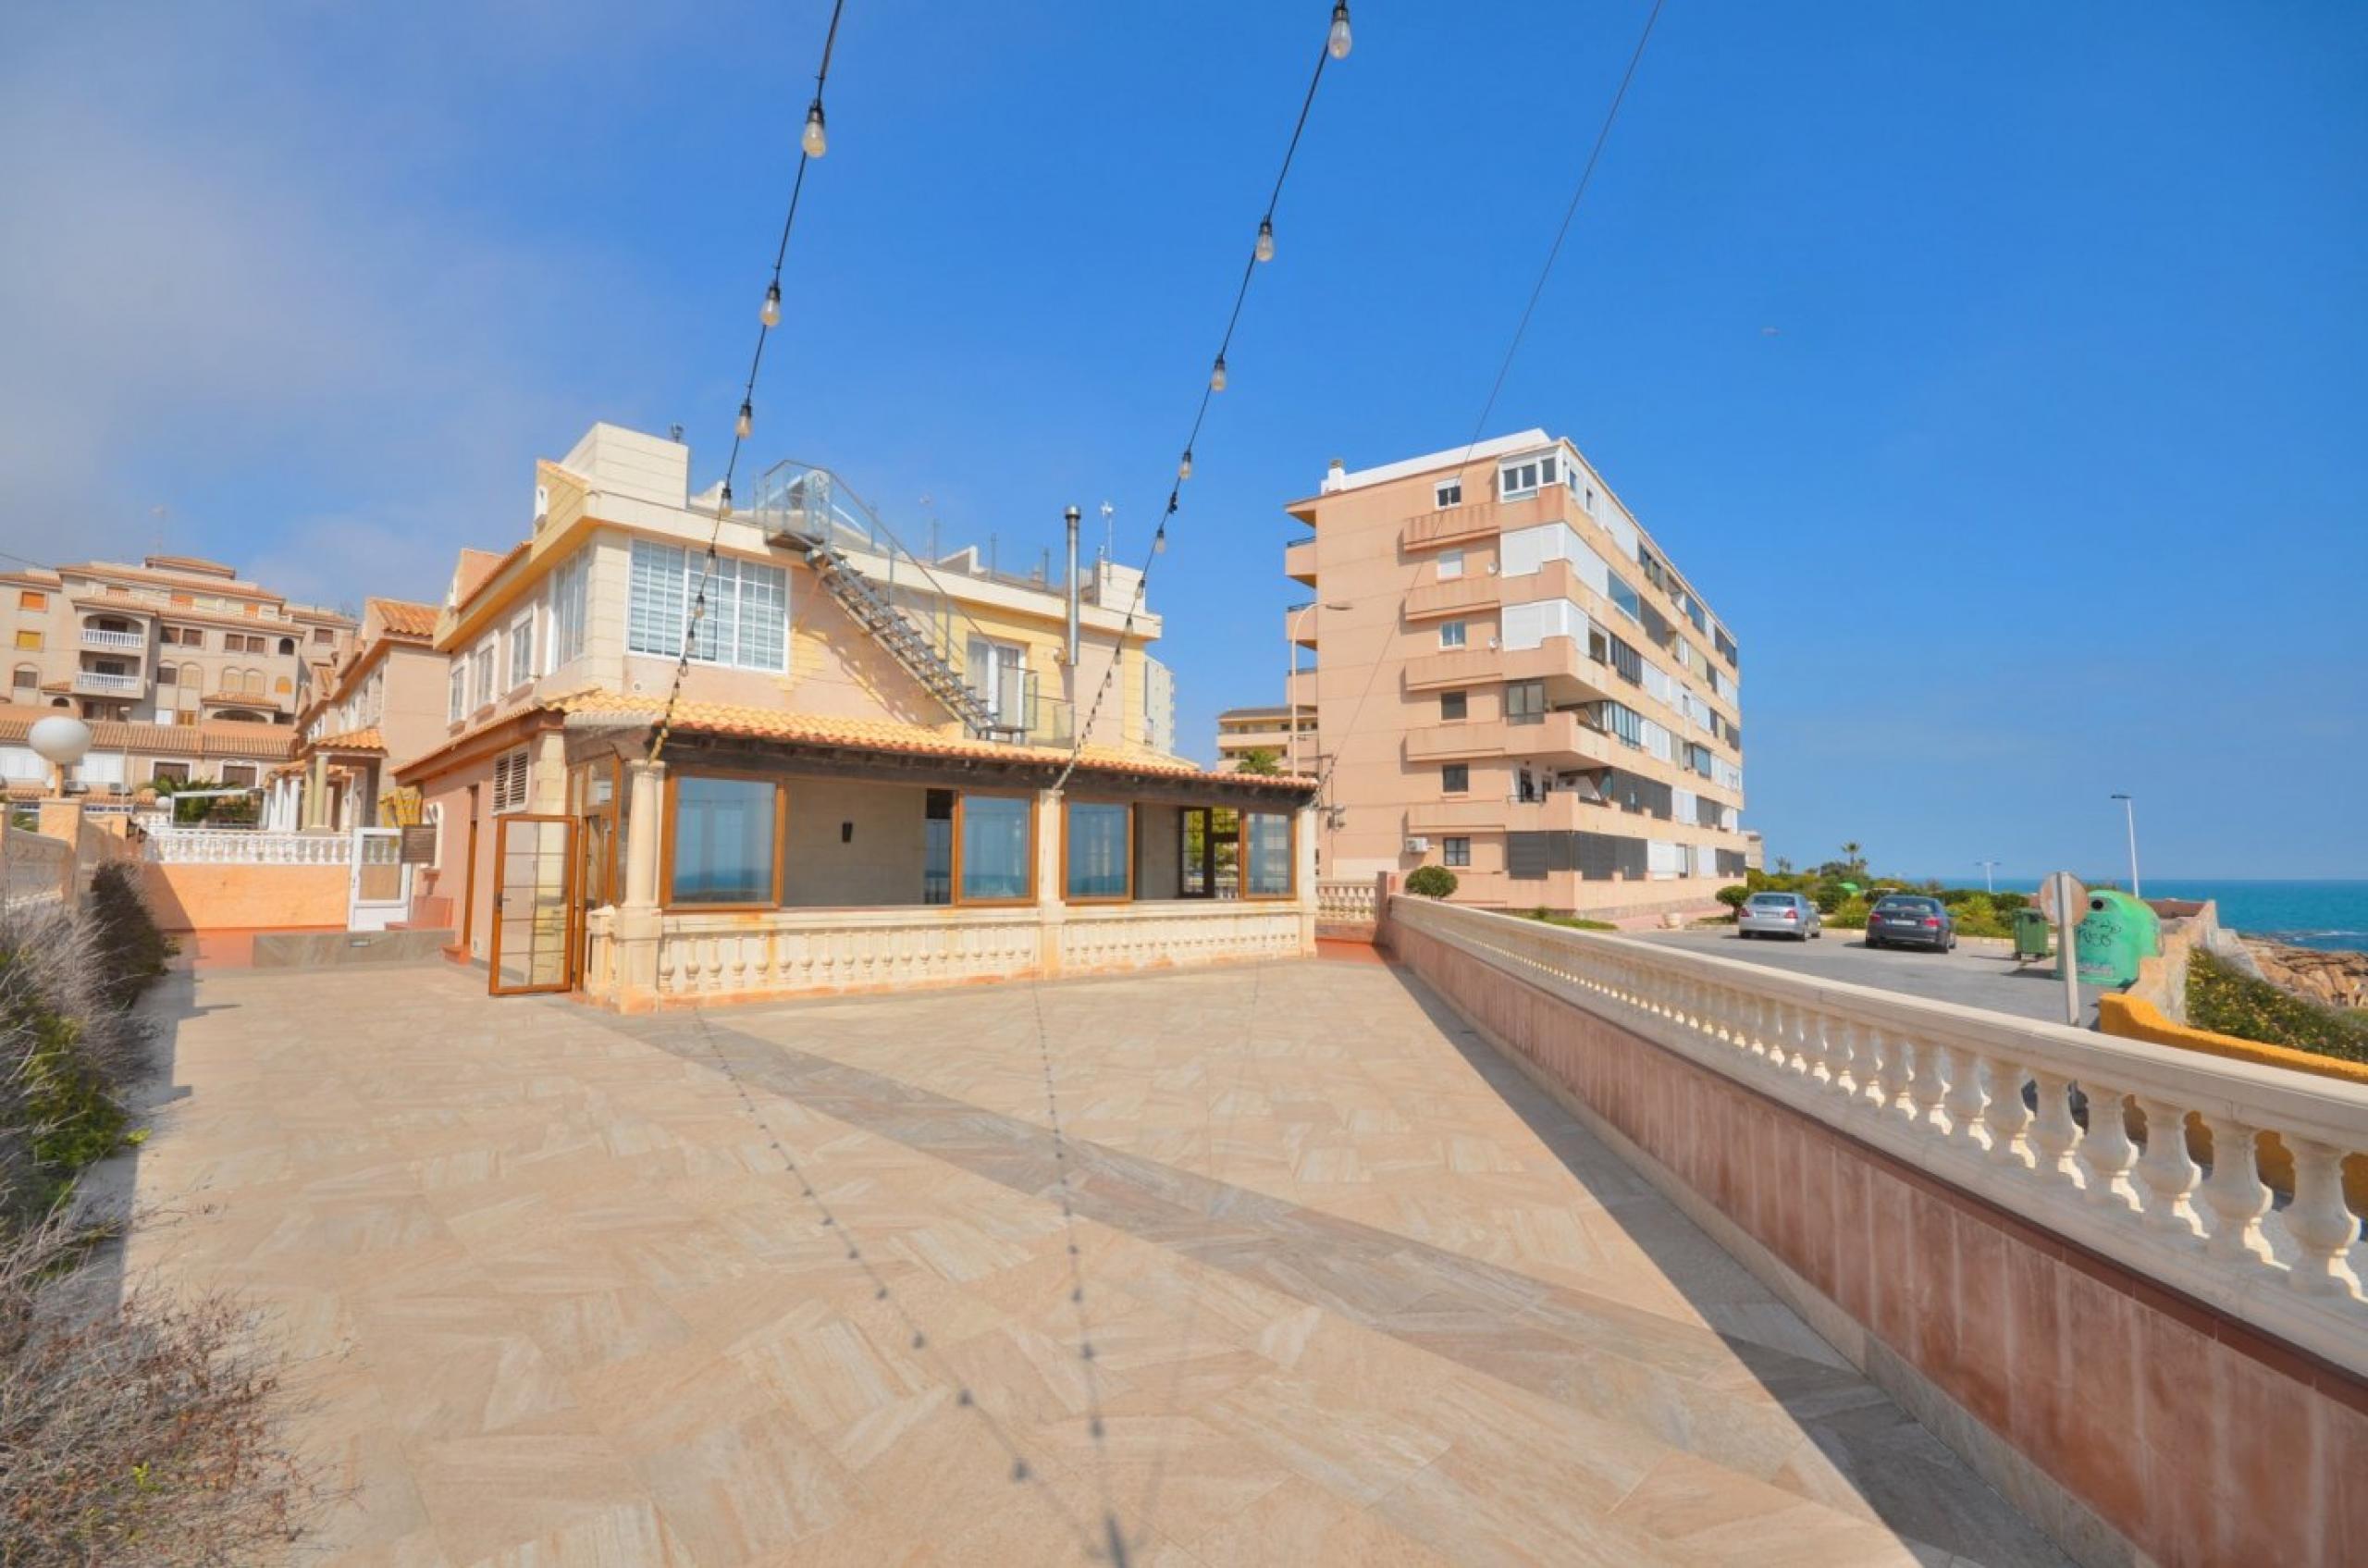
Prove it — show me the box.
[1178,449,1194,481]
[761,281,782,327]
[735,401,753,439]
[1153,526,1167,556]
[717,482,734,521]
[1210,354,1227,393]
[1254,218,1275,264]
[802,100,828,158]
[1328,2,1352,60]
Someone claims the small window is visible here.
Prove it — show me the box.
[1498,457,1543,499]
[10,665,34,689]
[448,665,467,722]
[959,793,1033,903]
[1439,690,1468,722]
[1438,621,1467,649]
[1242,810,1293,898]
[1065,801,1131,901]
[1437,547,1464,582]
[1442,763,1470,795]
[668,773,780,906]
[1443,836,1471,868]
[1505,680,1546,725]
[151,760,191,784]
[490,747,532,813]
[14,630,39,651]
[314,627,334,644]
[17,590,45,611]
[221,764,257,789]
[278,636,295,655]
[1435,479,1462,509]
[508,616,535,688]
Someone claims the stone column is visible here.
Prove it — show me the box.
[1034,787,1066,981]
[612,759,667,1010]
[532,728,569,813]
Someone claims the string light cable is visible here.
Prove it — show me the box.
[1053,0,1353,792]
[651,0,848,765]
[1311,0,1662,805]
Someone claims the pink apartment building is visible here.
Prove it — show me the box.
[1274,430,1750,918]
[265,597,450,832]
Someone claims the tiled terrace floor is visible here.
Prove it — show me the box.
[120,957,2068,1567]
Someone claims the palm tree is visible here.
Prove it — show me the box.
[1839,841,1867,878]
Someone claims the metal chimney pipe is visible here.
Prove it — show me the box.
[1063,505,1081,667]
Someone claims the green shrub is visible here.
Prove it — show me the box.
[84,864,172,1010]
[2188,952,2368,1067]
[1715,884,1751,911]
[1516,908,1615,931]
[1404,865,1458,899]
[1827,897,1872,931]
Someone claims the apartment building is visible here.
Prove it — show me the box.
[1213,704,1317,772]
[1,554,355,726]
[265,598,448,831]
[1279,430,1749,916]
[390,422,1293,1000]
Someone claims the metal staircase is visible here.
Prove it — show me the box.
[753,461,1023,742]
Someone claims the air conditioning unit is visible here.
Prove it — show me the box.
[1403,836,1431,855]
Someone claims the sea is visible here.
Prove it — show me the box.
[1903,877,2368,955]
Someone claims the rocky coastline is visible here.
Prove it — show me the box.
[2238,936,2368,1012]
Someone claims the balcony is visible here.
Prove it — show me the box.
[1401,646,1501,691]
[80,627,145,652]
[1400,501,1502,552]
[1283,536,1317,586]
[1405,711,1613,767]
[71,670,145,697]
[1402,573,1500,622]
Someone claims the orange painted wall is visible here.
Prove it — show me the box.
[132,863,347,932]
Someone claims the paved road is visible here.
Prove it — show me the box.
[1631,926,2103,1028]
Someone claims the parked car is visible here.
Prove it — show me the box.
[1738,891,1821,941]
[1865,894,1955,952]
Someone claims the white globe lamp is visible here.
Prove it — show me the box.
[28,715,92,796]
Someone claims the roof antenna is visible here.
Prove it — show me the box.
[668,424,684,444]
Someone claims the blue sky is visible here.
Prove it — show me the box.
[4,1,2362,878]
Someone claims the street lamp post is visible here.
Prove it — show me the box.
[2110,793,2140,898]
[1976,858,2000,894]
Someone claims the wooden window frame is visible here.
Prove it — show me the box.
[660,768,788,912]
[1238,808,1298,902]
[1059,797,1134,905]
[487,812,579,996]
[952,788,1036,907]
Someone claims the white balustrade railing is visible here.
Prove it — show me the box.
[80,628,146,651]
[143,828,352,866]
[1392,896,2368,1376]
[73,671,144,696]
[1316,879,1378,924]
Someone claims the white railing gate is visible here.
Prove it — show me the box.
[348,827,410,932]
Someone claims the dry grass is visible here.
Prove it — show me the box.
[0,876,323,1565]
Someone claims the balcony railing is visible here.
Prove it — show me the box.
[1391,897,2368,1377]
[1401,646,1502,690]
[80,628,144,652]
[72,671,144,696]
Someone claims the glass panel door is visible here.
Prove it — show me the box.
[491,814,576,995]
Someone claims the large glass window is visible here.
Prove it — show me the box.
[1065,802,1130,901]
[628,539,788,671]
[1505,679,1546,724]
[1243,811,1293,898]
[669,774,779,906]
[959,793,1031,902]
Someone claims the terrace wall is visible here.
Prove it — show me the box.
[1384,896,2368,1568]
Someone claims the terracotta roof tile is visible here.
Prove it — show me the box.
[0,708,299,760]
[546,690,1312,788]
[309,726,385,753]
[366,598,439,639]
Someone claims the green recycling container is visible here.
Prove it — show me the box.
[2073,891,2161,986]
[2012,907,2052,961]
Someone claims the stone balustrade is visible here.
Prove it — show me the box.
[1391,895,2368,1377]
[1316,879,1377,925]
[143,828,352,866]
[592,899,1310,1009]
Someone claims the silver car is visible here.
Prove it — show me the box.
[1738,891,1821,941]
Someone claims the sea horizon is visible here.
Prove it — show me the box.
[1890,875,2368,956]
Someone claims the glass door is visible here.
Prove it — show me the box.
[490,814,576,995]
